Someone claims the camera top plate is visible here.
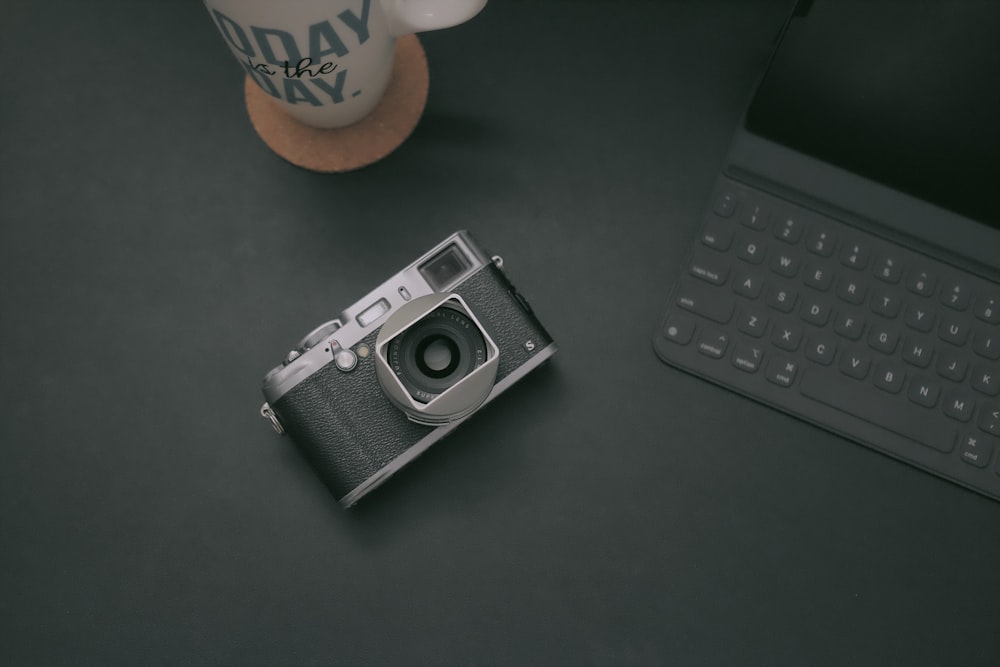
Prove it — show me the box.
[262,231,493,405]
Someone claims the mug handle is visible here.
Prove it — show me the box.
[379,0,488,37]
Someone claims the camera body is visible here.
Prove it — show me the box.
[260,231,556,507]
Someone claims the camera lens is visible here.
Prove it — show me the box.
[375,293,501,426]
[415,335,460,377]
[389,305,488,403]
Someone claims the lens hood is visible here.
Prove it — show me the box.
[375,293,499,425]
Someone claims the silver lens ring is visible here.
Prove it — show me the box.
[388,304,487,403]
[375,294,500,425]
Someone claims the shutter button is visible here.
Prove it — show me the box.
[330,340,357,371]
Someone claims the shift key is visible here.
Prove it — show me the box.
[675,278,735,324]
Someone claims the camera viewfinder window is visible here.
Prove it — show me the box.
[357,298,391,327]
[419,244,471,291]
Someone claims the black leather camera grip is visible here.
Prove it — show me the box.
[273,331,434,503]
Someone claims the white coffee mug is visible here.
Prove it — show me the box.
[203,0,487,128]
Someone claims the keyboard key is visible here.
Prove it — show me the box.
[697,329,729,359]
[771,251,800,278]
[943,392,976,422]
[980,404,1000,436]
[771,320,804,351]
[873,256,902,283]
[972,366,999,396]
[689,250,731,285]
[766,356,799,387]
[805,228,836,257]
[908,377,941,408]
[836,276,867,305]
[974,331,1000,360]
[732,343,764,373]
[938,318,970,346]
[767,285,798,313]
[662,313,696,345]
[958,431,996,468]
[803,264,834,291]
[736,235,767,264]
[839,348,871,380]
[941,280,972,311]
[733,269,765,299]
[840,241,871,270]
[801,298,833,326]
[870,289,902,318]
[713,189,737,217]
[902,338,934,368]
[834,312,866,340]
[805,335,837,365]
[868,324,899,354]
[873,362,906,394]
[737,307,769,338]
[937,352,968,382]
[975,295,999,324]
[800,369,956,453]
[906,269,938,297]
[701,218,734,251]
[742,202,769,230]
[774,216,804,243]
[904,304,935,332]
[675,279,735,324]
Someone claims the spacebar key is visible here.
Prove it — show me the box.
[675,278,735,324]
[799,370,956,453]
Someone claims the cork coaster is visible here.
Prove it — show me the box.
[244,35,429,172]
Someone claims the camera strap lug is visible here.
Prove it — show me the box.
[260,402,285,435]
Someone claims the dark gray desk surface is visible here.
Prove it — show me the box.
[2,1,998,665]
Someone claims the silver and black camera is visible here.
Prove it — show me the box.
[260,231,557,507]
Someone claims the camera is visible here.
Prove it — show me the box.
[260,231,557,507]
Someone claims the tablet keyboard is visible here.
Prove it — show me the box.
[654,177,1000,501]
